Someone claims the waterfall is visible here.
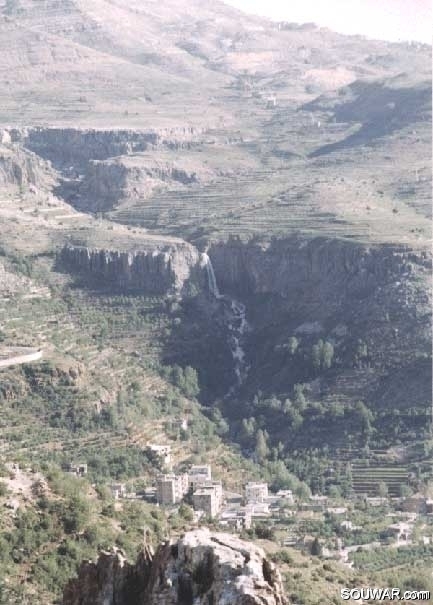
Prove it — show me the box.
[201,252,221,299]
[200,253,250,389]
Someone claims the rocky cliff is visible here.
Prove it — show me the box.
[62,529,288,605]
[0,139,56,190]
[14,127,206,168]
[209,236,430,313]
[60,242,206,295]
[74,155,207,212]
[205,235,431,414]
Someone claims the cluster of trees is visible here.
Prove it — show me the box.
[311,339,335,372]
[164,364,200,399]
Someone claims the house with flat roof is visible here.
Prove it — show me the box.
[245,482,268,504]
[156,473,188,505]
[192,481,222,517]
[146,444,172,468]
[68,462,88,477]
[111,483,126,500]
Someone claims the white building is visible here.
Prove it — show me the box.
[327,507,348,516]
[245,482,268,503]
[219,508,252,531]
[245,502,270,518]
[276,490,294,504]
[111,483,126,499]
[68,462,88,477]
[146,444,172,468]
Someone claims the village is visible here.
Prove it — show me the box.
[65,442,433,567]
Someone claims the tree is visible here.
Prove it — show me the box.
[311,537,322,556]
[294,482,311,500]
[312,339,334,371]
[282,398,293,414]
[328,485,341,499]
[377,481,389,498]
[399,484,413,498]
[178,503,194,522]
[354,401,374,435]
[255,429,269,462]
[293,384,307,410]
[287,336,299,355]
[312,341,322,370]
[322,342,334,370]
[287,408,303,431]
[240,417,255,441]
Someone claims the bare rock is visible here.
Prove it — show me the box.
[62,529,288,605]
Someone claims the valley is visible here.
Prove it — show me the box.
[0,0,431,603]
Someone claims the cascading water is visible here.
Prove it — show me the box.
[201,253,250,389]
[201,252,221,299]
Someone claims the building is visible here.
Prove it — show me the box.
[111,483,126,499]
[188,465,212,488]
[340,520,361,531]
[245,482,268,504]
[157,473,188,505]
[401,495,428,514]
[276,490,294,504]
[174,417,188,431]
[308,495,328,511]
[327,507,348,516]
[193,489,219,517]
[366,497,388,507]
[68,463,88,477]
[220,508,252,531]
[146,444,172,468]
[245,502,270,518]
[192,481,223,517]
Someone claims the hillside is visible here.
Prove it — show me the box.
[0,0,431,603]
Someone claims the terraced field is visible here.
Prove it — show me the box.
[351,461,409,497]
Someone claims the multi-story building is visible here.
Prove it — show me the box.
[192,481,223,517]
[193,489,218,517]
[157,473,188,505]
[245,482,268,503]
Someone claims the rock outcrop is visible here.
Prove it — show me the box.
[75,156,206,212]
[62,529,288,605]
[0,141,55,190]
[60,242,206,295]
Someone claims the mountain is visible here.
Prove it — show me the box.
[0,1,431,603]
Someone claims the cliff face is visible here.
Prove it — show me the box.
[208,236,430,315]
[75,156,204,212]
[15,127,206,168]
[62,529,288,605]
[60,243,206,295]
[0,141,56,190]
[207,236,431,413]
